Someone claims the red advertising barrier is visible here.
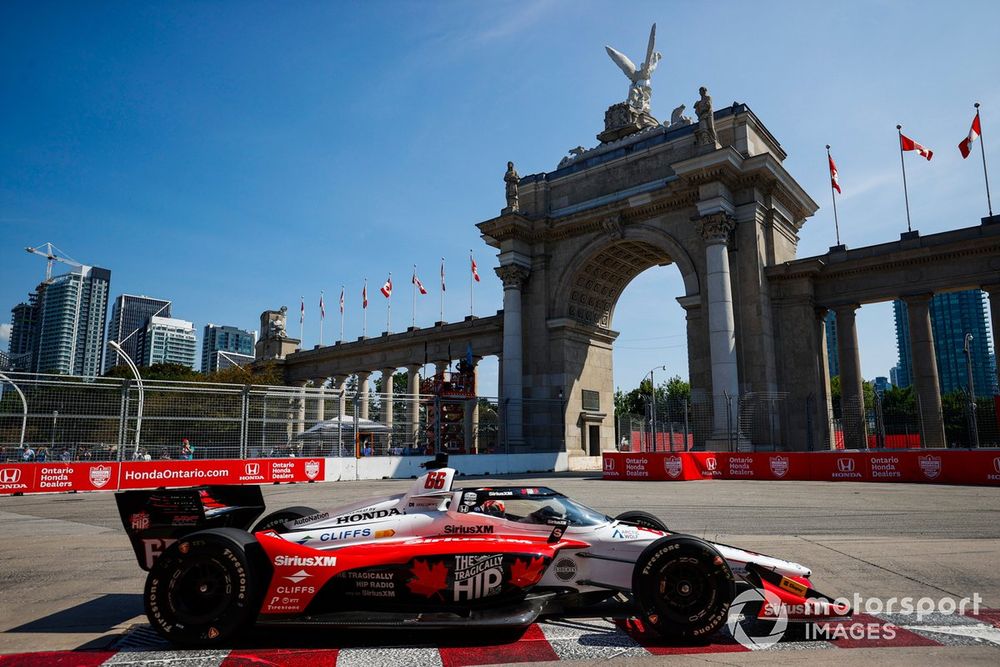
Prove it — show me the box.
[602,450,1000,486]
[0,458,324,495]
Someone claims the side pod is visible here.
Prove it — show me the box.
[115,486,266,570]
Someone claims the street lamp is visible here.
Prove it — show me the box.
[108,340,144,456]
[964,333,980,449]
[644,365,667,451]
[0,371,28,448]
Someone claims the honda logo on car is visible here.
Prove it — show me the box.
[663,456,682,479]
[624,457,649,478]
[833,457,862,479]
[335,508,402,524]
[274,555,337,567]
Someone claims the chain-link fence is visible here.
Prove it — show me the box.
[0,373,565,461]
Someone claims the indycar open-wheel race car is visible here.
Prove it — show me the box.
[116,456,852,647]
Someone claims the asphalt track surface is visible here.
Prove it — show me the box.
[2,474,1000,666]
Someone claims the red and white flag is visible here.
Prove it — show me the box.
[412,270,427,295]
[440,258,446,292]
[319,292,325,319]
[470,253,480,282]
[380,275,393,298]
[362,281,368,309]
[299,296,305,324]
[900,133,933,161]
[339,287,344,314]
[828,153,841,194]
[959,114,982,159]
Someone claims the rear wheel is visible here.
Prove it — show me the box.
[615,510,668,532]
[631,535,734,643]
[251,506,320,534]
[144,528,264,647]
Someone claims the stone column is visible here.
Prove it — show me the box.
[985,285,1000,394]
[314,378,326,424]
[833,304,867,449]
[904,294,947,449]
[406,363,421,448]
[381,368,395,450]
[496,264,530,446]
[334,376,348,420]
[434,360,449,377]
[356,370,371,420]
[700,214,739,448]
[464,360,480,453]
[295,380,308,435]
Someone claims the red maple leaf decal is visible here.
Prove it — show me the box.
[407,559,449,598]
[509,556,546,588]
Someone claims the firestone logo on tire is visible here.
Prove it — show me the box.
[770,455,789,478]
[89,464,112,488]
[918,455,942,480]
[663,456,682,479]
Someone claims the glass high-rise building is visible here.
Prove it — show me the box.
[105,294,172,373]
[893,289,998,396]
[31,266,112,377]
[141,316,197,368]
[7,295,42,371]
[201,324,255,372]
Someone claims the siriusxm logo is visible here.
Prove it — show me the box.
[274,555,337,567]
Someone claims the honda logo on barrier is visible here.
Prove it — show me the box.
[705,456,718,471]
[245,462,261,476]
[663,456,682,479]
[604,457,615,472]
[837,458,855,473]
[770,455,789,478]
[919,455,942,480]
[0,468,22,484]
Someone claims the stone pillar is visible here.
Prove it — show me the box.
[314,379,327,424]
[356,370,370,420]
[295,380,308,435]
[434,360,449,377]
[335,376,348,419]
[700,214,739,449]
[406,364,421,448]
[985,285,1000,394]
[464,360,480,453]
[496,264,530,446]
[381,368,395,449]
[904,294,947,449]
[833,304,867,450]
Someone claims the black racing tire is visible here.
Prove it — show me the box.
[615,510,669,532]
[631,535,735,643]
[144,528,264,647]
[251,506,320,534]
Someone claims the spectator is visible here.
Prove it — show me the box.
[36,447,48,462]
[180,438,194,460]
[620,436,629,452]
[59,448,72,462]
[21,444,35,462]
[361,438,373,457]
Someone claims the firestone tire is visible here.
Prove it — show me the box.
[615,510,669,532]
[631,535,734,643]
[144,528,263,647]
[252,506,320,534]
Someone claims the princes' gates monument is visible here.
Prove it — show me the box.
[259,26,1000,457]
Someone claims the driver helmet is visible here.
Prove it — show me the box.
[478,499,506,516]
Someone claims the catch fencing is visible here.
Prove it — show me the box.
[0,373,565,462]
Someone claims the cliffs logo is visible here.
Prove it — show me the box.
[770,455,789,478]
[918,455,942,480]
[663,456,683,479]
[89,464,112,488]
[604,457,616,472]
[305,460,321,480]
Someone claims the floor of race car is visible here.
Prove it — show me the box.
[1,610,999,666]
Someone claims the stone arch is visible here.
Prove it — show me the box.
[551,222,700,329]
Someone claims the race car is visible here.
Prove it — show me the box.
[116,456,851,647]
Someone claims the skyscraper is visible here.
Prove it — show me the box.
[105,294,172,373]
[31,266,112,377]
[201,324,256,372]
[825,311,839,378]
[7,297,41,371]
[141,316,197,368]
[893,289,998,396]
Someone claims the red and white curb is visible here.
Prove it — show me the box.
[2,611,999,666]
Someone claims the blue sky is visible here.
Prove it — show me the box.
[2,0,999,395]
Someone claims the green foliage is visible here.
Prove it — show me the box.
[614,375,691,417]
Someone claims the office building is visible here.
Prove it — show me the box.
[889,365,901,387]
[105,294,172,373]
[824,311,839,378]
[141,317,197,368]
[893,289,998,395]
[30,266,112,377]
[7,296,41,371]
[201,324,256,372]
[873,376,891,394]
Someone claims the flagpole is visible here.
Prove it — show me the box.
[340,285,345,343]
[897,125,913,233]
[412,265,417,328]
[299,296,305,343]
[386,273,392,334]
[363,279,368,338]
[826,144,842,246]
[319,290,324,346]
[440,257,445,323]
[975,103,993,216]
[469,250,474,318]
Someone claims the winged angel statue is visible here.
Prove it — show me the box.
[605,24,661,116]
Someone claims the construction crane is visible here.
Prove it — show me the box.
[25,242,83,282]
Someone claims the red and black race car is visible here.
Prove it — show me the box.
[116,457,851,647]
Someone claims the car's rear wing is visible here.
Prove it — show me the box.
[115,486,266,570]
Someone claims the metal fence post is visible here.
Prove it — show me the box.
[118,379,130,461]
[240,384,250,459]
[683,399,689,452]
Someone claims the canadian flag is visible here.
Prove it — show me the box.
[828,153,841,194]
[441,258,446,292]
[380,275,392,298]
[319,292,325,319]
[412,271,427,295]
[471,253,480,282]
[959,114,981,159]
[339,287,344,314]
[900,133,933,161]
[362,282,368,309]
[300,297,305,324]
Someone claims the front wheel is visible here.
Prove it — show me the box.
[631,535,734,643]
[615,510,668,532]
[144,528,264,647]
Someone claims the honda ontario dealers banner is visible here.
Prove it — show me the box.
[602,450,1000,486]
[0,458,325,496]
